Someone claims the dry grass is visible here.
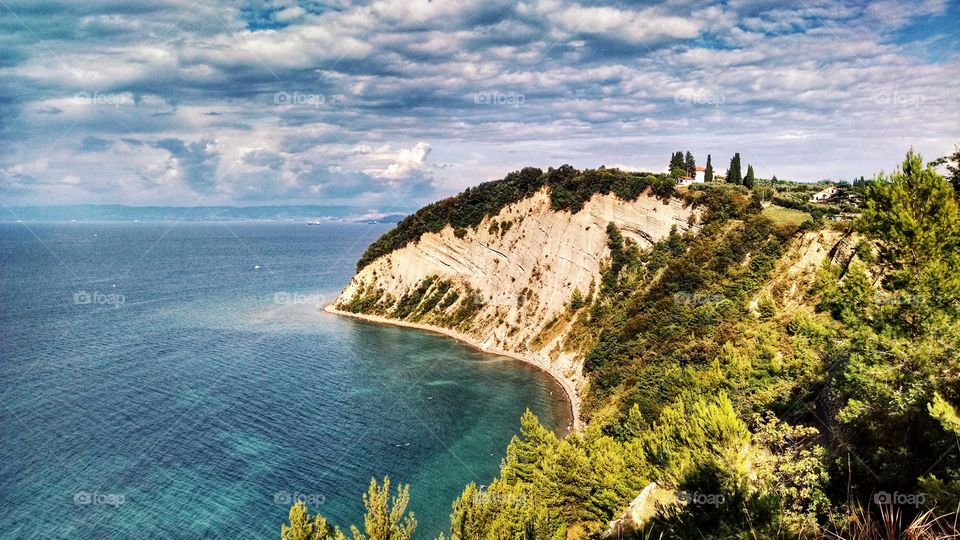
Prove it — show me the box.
[821,505,960,540]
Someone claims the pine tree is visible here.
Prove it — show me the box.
[502,409,558,484]
[858,148,960,335]
[728,153,742,185]
[771,174,778,183]
[931,144,960,196]
[704,154,714,182]
[355,477,417,540]
[281,502,346,540]
[744,164,755,188]
[684,151,695,177]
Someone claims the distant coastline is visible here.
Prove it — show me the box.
[0,204,409,223]
[324,304,583,432]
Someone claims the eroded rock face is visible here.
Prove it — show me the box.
[752,228,856,311]
[334,187,699,398]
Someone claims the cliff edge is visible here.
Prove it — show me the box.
[330,186,700,428]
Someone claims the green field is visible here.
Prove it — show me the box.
[762,204,812,225]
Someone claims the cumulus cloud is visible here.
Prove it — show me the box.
[378,142,432,183]
[0,0,956,207]
[153,138,221,193]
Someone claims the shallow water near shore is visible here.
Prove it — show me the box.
[0,222,570,539]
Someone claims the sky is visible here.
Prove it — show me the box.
[0,0,958,210]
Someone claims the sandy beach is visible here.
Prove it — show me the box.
[324,304,583,432]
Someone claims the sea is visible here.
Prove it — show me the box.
[0,222,570,539]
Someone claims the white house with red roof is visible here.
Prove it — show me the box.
[677,166,708,186]
[811,185,838,202]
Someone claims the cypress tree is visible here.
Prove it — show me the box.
[684,151,695,176]
[728,153,742,185]
[744,164,755,188]
[705,155,714,182]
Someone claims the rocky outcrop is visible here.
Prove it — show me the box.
[332,187,700,425]
[753,228,856,311]
[602,482,673,538]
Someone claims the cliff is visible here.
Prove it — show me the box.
[330,187,700,427]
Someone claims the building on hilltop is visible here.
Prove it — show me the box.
[811,185,838,202]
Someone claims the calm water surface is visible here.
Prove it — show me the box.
[0,222,569,539]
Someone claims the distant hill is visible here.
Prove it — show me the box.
[0,205,410,223]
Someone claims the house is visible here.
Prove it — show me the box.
[811,185,838,202]
[677,166,708,187]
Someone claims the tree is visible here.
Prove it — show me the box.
[857,148,960,335]
[704,154,714,182]
[821,151,960,502]
[355,477,417,540]
[281,478,416,540]
[502,409,558,484]
[282,502,340,540]
[684,151,695,177]
[931,143,960,196]
[669,151,685,177]
[743,164,755,188]
[727,153,742,185]
[771,174,778,183]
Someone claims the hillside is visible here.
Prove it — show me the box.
[303,152,960,540]
[331,184,699,425]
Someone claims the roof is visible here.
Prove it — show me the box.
[695,166,706,171]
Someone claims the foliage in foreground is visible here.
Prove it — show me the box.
[281,477,415,540]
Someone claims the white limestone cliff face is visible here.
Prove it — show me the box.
[334,187,700,403]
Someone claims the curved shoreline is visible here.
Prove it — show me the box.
[324,304,583,432]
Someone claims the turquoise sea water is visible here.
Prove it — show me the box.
[0,222,569,539]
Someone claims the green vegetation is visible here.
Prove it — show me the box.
[281,477,415,540]
[728,152,743,185]
[337,275,485,331]
[762,205,812,226]
[308,148,960,539]
[931,144,960,195]
[744,163,756,189]
[668,150,697,178]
